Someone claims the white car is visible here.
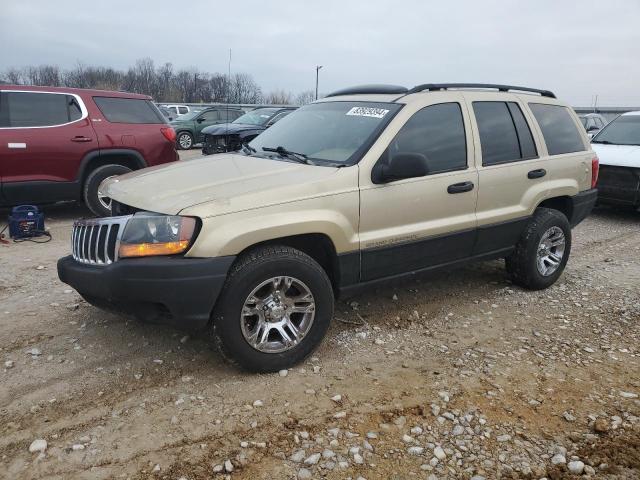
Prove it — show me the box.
[591,111,640,209]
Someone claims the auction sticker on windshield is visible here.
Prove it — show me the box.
[346,107,389,119]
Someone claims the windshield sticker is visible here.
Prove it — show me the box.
[346,107,389,119]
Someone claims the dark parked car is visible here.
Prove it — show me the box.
[171,107,244,150]
[201,107,297,154]
[0,85,178,216]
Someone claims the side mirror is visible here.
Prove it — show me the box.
[374,152,430,183]
[196,118,206,123]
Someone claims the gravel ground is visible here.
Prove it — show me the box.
[0,188,638,479]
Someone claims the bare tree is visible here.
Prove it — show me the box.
[1,60,267,104]
[295,90,316,105]
[265,89,294,105]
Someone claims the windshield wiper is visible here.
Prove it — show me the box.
[242,142,257,155]
[262,146,313,165]
[591,140,614,144]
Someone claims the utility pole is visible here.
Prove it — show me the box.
[315,65,323,100]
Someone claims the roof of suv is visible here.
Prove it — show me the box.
[320,83,558,105]
[0,84,152,100]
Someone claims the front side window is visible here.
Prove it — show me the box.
[197,110,219,122]
[386,102,467,174]
[592,115,640,146]
[178,106,188,114]
[4,92,77,127]
[473,101,537,166]
[93,97,164,124]
[529,103,585,155]
[249,101,402,165]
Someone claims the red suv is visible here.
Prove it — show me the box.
[0,85,178,216]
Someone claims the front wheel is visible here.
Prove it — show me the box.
[506,208,571,290]
[212,246,334,372]
[83,164,132,217]
[176,131,193,150]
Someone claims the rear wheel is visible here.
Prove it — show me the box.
[212,246,334,372]
[176,131,193,150]
[83,164,131,217]
[506,208,571,290]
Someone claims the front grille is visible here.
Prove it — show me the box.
[72,216,131,265]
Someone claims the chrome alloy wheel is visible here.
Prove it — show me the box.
[178,133,192,149]
[240,276,315,353]
[97,175,117,212]
[536,226,566,276]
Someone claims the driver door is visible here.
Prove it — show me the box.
[358,95,478,281]
[194,110,222,142]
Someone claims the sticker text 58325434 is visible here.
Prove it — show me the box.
[346,107,389,119]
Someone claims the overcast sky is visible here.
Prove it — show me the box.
[2,0,639,106]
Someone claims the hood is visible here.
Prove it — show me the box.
[201,123,264,136]
[592,143,640,168]
[102,153,343,217]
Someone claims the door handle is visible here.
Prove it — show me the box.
[447,181,474,194]
[528,168,546,179]
[71,136,93,143]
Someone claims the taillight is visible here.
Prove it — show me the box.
[591,155,599,188]
[161,127,176,143]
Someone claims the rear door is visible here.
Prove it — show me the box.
[467,92,589,254]
[0,90,95,204]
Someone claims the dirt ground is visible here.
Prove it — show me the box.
[0,175,638,480]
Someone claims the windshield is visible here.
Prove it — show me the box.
[234,108,281,126]
[592,115,640,145]
[248,101,402,165]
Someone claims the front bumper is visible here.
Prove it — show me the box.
[597,165,640,207]
[569,188,598,226]
[57,255,235,330]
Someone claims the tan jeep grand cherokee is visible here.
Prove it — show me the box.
[58,83,599,372]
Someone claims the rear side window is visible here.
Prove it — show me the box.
[389,102,467,174]
[529,103,585,155]
[473,101,537,166]
[93,97,164,124]
[2,92,82,127]
[178,106,188,114]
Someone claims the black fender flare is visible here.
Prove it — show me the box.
[76,149,146,183]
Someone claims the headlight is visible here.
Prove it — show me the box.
[118,213,198,259]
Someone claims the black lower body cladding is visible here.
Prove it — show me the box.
[57,255,235,330]
[569,188,598,226]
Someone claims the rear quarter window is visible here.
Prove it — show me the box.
[93,97,164,124]
[529,103,585,155]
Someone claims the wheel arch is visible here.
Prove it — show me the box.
[77,149,146,185]
[536,195,574,222]
[235,233,341,294]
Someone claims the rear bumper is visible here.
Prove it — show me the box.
[57,255,235,330]
[570,188,598,226]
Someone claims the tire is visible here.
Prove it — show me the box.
[212,245,334,372]
[506,208,571,290]
[176,131,193,150]
[83,164,132,217]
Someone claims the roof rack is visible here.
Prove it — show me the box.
[325,84,408,98]
[407,83,556,98]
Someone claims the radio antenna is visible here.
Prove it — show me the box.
[225,48,231,147]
